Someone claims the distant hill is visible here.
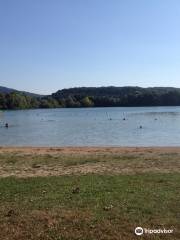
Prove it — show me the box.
[0,86,43,98]
[1,86,180,109]
[52,86,180,107]
[52,86,180,98]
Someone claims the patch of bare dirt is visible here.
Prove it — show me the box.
[1,146,180,156]
[0,147,180,177]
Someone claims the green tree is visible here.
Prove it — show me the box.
[81,96,94,107]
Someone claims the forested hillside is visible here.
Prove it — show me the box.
[1,86,180,109]
[0,86,42,97]
[52,86,180,107]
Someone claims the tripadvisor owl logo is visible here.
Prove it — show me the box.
[135,227,143,236]
[134,226,174,236]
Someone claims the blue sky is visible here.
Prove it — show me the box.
[0,0,180,94]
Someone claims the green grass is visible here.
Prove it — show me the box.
[0,173,179,240]
[0,149,179,239]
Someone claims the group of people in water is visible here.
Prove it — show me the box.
[108,116,158,129]
[4,116,158,129]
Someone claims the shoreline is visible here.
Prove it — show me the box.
[0,146,180,177]
[0,146,180,154]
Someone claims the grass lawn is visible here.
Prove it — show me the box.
[0,147,179,239]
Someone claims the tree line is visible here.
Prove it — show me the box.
[0,92,93,109]
[1,87,180,110]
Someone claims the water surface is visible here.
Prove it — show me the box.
[0,107,180,146]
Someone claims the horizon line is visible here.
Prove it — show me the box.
[1,85,180,95]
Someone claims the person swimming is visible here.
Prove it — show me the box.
[5,123,9,128]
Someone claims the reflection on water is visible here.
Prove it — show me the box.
[0,106,180,146]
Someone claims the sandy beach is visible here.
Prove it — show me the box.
[1,146,180,154]
[0,146,180,178]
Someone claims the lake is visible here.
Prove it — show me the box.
[0,107,180,146]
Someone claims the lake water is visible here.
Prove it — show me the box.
[0,107,180,146]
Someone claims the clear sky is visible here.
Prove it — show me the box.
[0,0,180,94]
